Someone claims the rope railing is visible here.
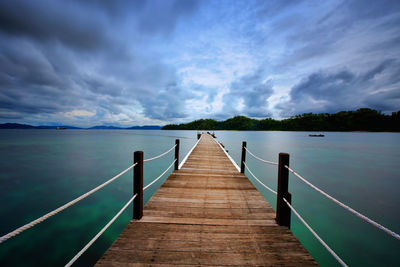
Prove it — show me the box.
[243,161,347,266]
[65,142,179,265]
[244,147,278,166]
[243,162,277,195]
[240,142,400,242]
[0,163,137,244]
[283,197,348,267]
[5,134,396,266]
[143,144,176,162]
[240,144,400,266]
[143,159,176,191]
[285,165,400,241]
[1,137,187,266]
[66,193,138,267]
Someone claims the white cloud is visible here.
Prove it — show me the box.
[210,87,229,113]
[1,0,399,126]
[64,110,95,117]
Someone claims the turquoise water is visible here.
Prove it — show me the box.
[214,131,400,266]
[0,130,197,266]
[0,130,399,266]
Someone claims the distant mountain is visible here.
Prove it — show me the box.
[88,125,161,130]
[37,125,82,129]
[0,123,37,129]
[126,125,162,130]
[0,123,83,129]
[0,123,163,130]
[88,126,123,129]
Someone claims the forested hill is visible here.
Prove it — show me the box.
[162,109,400,132]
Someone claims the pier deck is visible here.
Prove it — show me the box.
[96,134,317,266]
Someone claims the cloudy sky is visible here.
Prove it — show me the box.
[0,0,399,126]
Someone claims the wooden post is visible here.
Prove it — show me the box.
[240,141,247,173]
[174,139,180,170]
[133,151,143,220]
[197,133,201,139]
[276,153,291,228]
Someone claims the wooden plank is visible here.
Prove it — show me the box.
[96,134,317,266]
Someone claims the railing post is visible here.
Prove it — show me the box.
[197,133,201,140]
[240,141,247,173]
[276,153,291,228]
[133,151,143,220]
[175,139,180,170]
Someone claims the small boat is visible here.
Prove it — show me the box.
[309,134,324,137]
[56,127,67,130]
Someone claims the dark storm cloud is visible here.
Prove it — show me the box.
[362,59,396,81]
[278,59,400,116]
[76,0,200,36]
[0,35,81,117]
[136,0,199,35]
[0,0,116,120]
[290,71,355,100]
[0,37,63,88]
[0,0,201,124]
[139,84,189,120]
[0,0,399,125]
[0,111,23,119]
[364,90,400,111]
[0,0,108,50]
[273,0,400,72]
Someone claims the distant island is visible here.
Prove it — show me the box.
[2,109,399,132]
[162,108,400,132]
[0,123,162,130]
[87,125,162,130]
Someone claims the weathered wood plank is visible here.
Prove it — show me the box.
[96,134,317,266]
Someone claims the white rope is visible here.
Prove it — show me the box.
[283,197,348,267]
[244,147,278,166]
[65,194,138,267]
[143,159,176,191]
[244,162,277,195]
[0,163,136,244]
[179,135,202,169]
[143,144,177,162]
[285,165,400,241]
[212,137,240,172]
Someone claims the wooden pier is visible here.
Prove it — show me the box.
[96,134,317,266]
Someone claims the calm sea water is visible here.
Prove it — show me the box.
[215,131,400,267]
[0,130,399,266]
[0,130,197,266]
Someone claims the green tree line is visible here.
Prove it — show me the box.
[162,108,400,131]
